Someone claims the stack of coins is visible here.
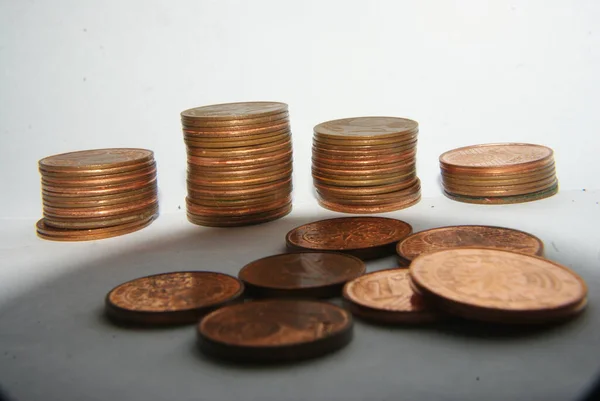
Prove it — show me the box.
[181,102,293,227]
[439,143,558,204]
[312,117,421,213]
[37,149,158,241]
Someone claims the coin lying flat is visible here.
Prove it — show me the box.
[314,117,418,139]
[238,252,366,298]
[39,148,154,172]
[105,271,244,325]
[443,183,559,205]
[286,217,412,260]
[396,225,545,265]
[409,248,587,324]
[343,269,440,324]
[181,101,288,121]
[197,299,353,362]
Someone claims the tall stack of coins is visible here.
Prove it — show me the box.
[37,148,158,241]
[312,117,420,213]
[181,102,293,227]
[439,143,558,204]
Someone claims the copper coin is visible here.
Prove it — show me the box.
[444,182,559,205]
[189,161,293,179]
[197,299,353,362]
[187,203,292,227]
[39,159,156,177]
[183,121,290,136]
[188,168,292,187]
[312,153,416,170]
[181,111,289,128]
[343,269,439,324]
[313,133,418,147]
[42,186,158,208]
[36,217,154,242]
[312,171,415,188]
[186,138,291,158]
[442,177,558,197]
[105,271,244,325]
[188,189,290,208]
[317,182,421,207]
[409,248,587,324]
[184,131,290,148]
[39,148,154,172]
[440,157,555,177]
[440,163,556,185]
[313,147,416,161]
[397,225,545,266]
[439,143,554,173]
[43,196,158,219]
[42,182,157,199]
[187,149,292,167]
[44,204,158,229]
[181,101,288,121]
[239,252,366,298]
[313,178,418,196]
[41,166,157,187]
[186,196,291,217]
[316,178,418,199]
[286,217,412,260]
[183,127,290,143]
[312,161,415,177]
[42,177,157,196]
[187,177,292,199]
[314,116,418,139]
[317,191,421,214]
[313,138,417,153]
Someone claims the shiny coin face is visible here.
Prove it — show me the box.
[439,143,553,169]
[314,117,418,139]
[105,272,244,325]
[39,148,154,171]
[197,299,353,362]
[181,101,288,120]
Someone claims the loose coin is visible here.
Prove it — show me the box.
[197,299,353,362]
[409,248,587,324]
[238,252,366,298]
[286,217,412,260]
[105,271,244,325]
[343,269,440,324]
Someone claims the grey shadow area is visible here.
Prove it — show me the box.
[1,213,600,401]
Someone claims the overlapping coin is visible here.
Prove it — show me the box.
[181,102,293,226]
[439,143,558,204]
[37,148,158,241]
[409,248,587,324]
[312,117,421,213]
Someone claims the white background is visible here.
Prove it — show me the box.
[1,0,599,219]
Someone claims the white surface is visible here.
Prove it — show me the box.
[1,190,600,401]
[1,0,600,219]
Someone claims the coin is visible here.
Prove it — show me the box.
[314,117,418,139]
[439,143,553,170]
[317,191,421,213]
[187,177,292,199]
[186,196,291,217]
[440,163,556,185]
[41,166,157,187]
[312,161,415,177]
[42,186,158,208]
[343,269,440,324]
[443,183,559,204]
[186,137,291,158]
[409,248,587,324]
[286,217,412,260]
[396,225,545,266]
[39,159,156,177]
[44,203,158,229]
[184,131,290,148]
[187,149,293,167]
[313,178,418,196]
[190,161,293,179]
[184,121,290,136]
[187,203,292,227]
[43,196,158,219]
[313,133,418,147]
[39,148,154,172]
[317,182,421,206]
[42,177,157,196]
[36,217,154,241]
[197,299,353,362]
[105,271,244,325]
[442,176,558,197]
[188,168,292,187]
[181,101,288,121]
[313,170,415,187]
[238,252,366,298]
[181,111,289,128]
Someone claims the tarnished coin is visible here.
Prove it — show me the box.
[105,271,244,325]
[396,225,545,265]
[39,148,154,172]
[343,269,440,324]
[409,248,587,324]
[314,117,418,139]
[286,217,412,260]
[181,101,288,121]
[239,252,366,298]
[197,299,353,362]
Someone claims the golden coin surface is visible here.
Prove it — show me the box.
[410,248,587,313]
[188,167,291,187]
[39,148,154,171]
[313,137,417,152]
[312,150,416,167]
[41,167,157,187]
[439,143,553,170]
[42,185,157,207]
[312,162,415,178]
[314,117,418,139]
[397,225,544,264]
[441,167,556,187]
[181,101,288,121]
[189,161,292,178]
[42,177,157,196]
[343,269,439,323]
[313,170,415,187]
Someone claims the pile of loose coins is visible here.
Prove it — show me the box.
[312,117,421,213]
[181,102,293,227]
[37,149,158,241]
[439,143,559,204]
[103,216,588,363]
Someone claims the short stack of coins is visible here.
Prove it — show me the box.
[37,148,158,241]
[181,102,293,227]
[439,143,558,204]
[312,117,421,213]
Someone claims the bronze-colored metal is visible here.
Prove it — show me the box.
[183,121,290,136]
[314,116,418,139]
[343,269,440,324]
[187,202,292,227]
[443,183,559,205]
[396,225,545,265]
[313,138,417,154]
[239,252,366,299]
[39,148,154,172]
[186,149,293,167]
[316,182,421,206]
[42,177,157,196]
[312,170,415,187]
[42,186,158,208]
[43,203,158,229]
[181,101,288,121]
[186,138,291,158]
[39,159,156,178]
[440,163,556,185]
[188,167,292,187]
[184,131,290,148]
[41,167,157,187]
[43,196,158,219]
[313,132,418,147]
[313,178,418,196]
[197,299,353,362]
[186,196,291,217]
[286,217,412,260]
[409,248,587,324]
[36,217,154,241]
[442,176,558,197]
[181,111,289,128]
[187,177,292,199]
[189,161,293,179]
[317,191,421,214]
[105,271,244,325]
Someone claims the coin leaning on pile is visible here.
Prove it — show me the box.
[181,102,293,227]
[37,148,158,241]
[312,117,421,213]
[439,143,558,204]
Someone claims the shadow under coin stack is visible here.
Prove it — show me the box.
[37,148,158,241]
[181,102,293,227]
[312,117,421,213]
[440,143,558,204]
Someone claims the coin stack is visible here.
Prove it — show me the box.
[440,143,558,204]
[312,117,421,213]
[37,148,158,241]
[181,102,293,227]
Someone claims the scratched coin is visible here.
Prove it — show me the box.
[343,269,440,324]
[238,252,366,298]
[396,225,545,265]
[409,248,587,324]
[286,217,413,260]
[197,299,353,362]
[105,271,244,325]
